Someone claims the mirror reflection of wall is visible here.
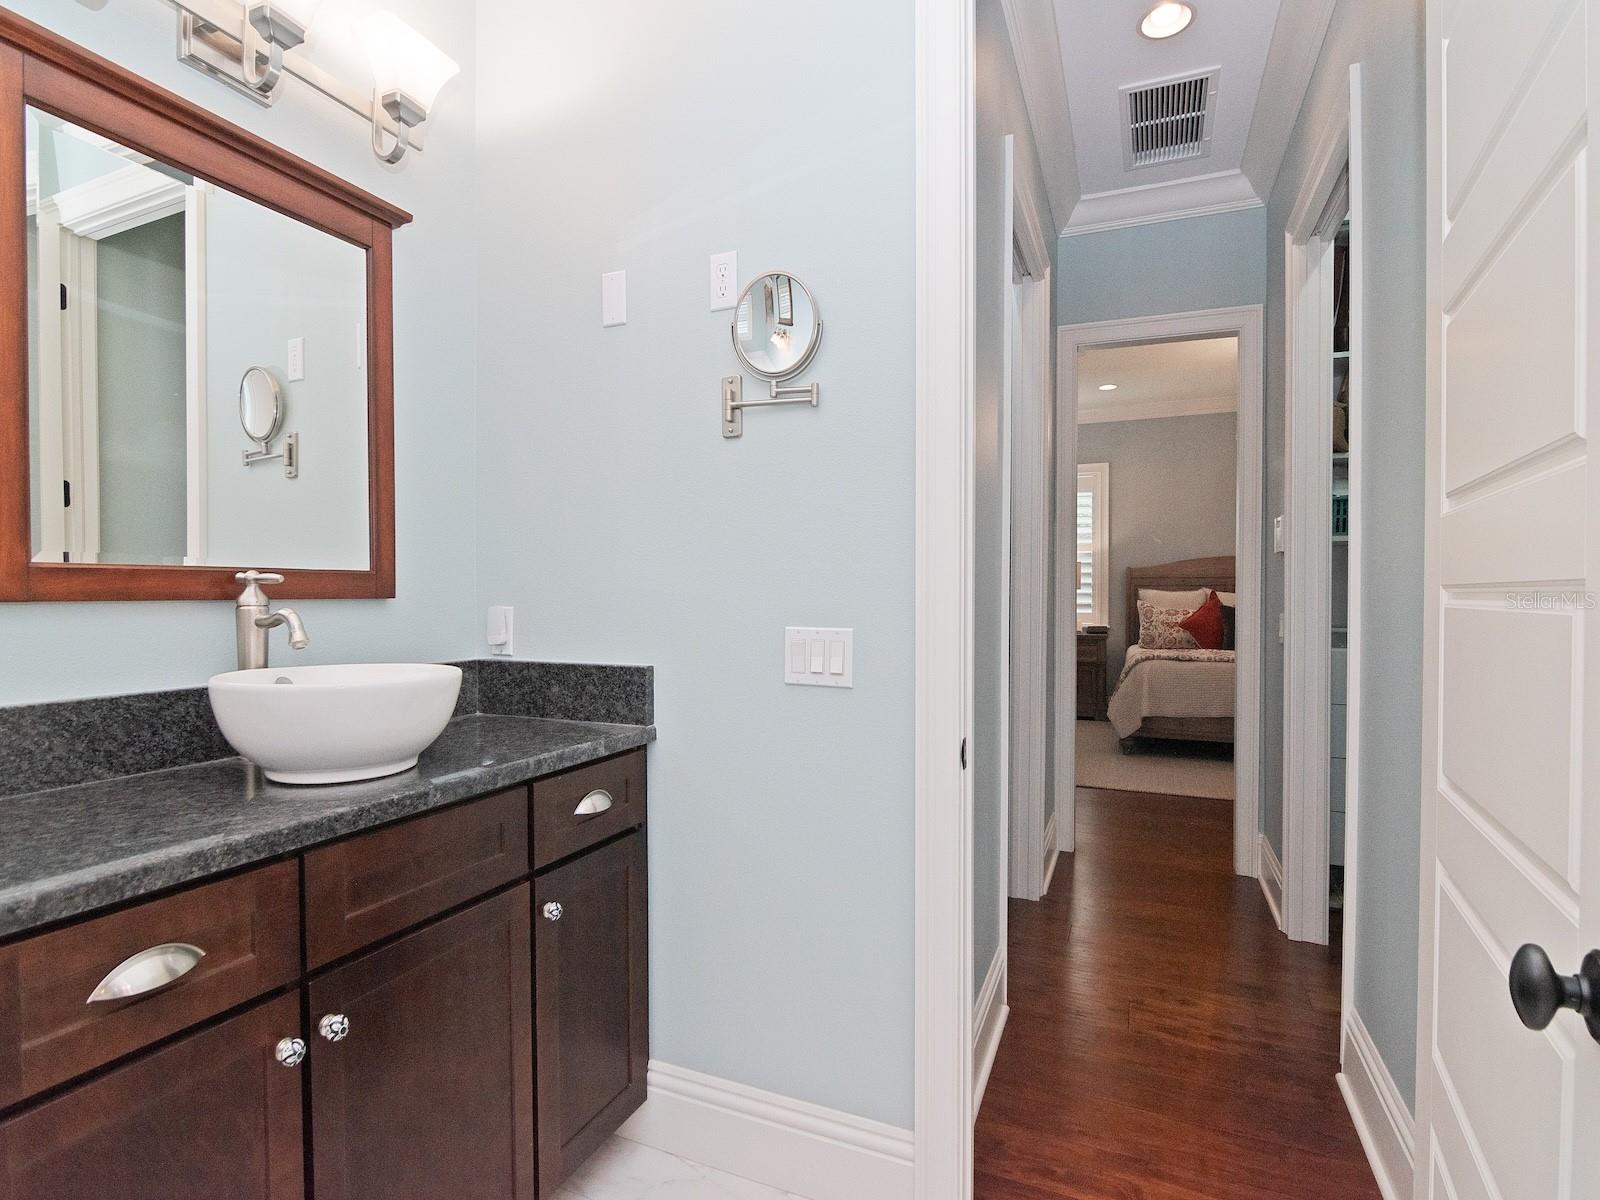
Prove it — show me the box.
[733,272,819,378]
[24,108,371,571]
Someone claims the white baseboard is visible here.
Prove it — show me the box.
[616,1061,913,1200]
[973,946,1009,1115]
[1257,832,1285,930]
[1337,1012,1415,1200]
[1042,810,1060,896]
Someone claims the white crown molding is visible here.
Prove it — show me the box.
[1336,1012,1415,1200]
[1062,169,1263,237]
[998,0,1080,230]
[1238,0,1341,203]
[617,1061,914,1200]
[52,165,187,240]
[1078,392,1239,424]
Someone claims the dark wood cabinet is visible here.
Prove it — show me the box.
[1077,630,1109,720]
[0,993,305,1200]
[534,832,648,1195]
[303,788,528,969]
[0,753,647,1199]
[308,885,535,1200]
[0,860,299,1108]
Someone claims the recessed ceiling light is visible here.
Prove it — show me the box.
[1098,383,1119,392]
[1139,2,1195,39]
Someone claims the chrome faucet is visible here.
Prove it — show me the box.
[234,571,309,671]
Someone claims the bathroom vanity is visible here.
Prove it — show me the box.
[0,706,652,1199]
[0,15,653,1196]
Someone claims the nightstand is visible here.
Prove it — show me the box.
[1077,629,1109,720]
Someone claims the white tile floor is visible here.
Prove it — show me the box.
[552,1137,809,1200]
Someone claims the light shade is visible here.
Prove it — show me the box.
[1139,2,1195,39]
[363,12,459,113]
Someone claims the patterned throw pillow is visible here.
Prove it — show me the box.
[1138,600,1200,650]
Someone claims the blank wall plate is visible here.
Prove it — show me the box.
[710,251,737,311]
[287,337,305,381]
[785,627,853,688]
[602,271,627,327]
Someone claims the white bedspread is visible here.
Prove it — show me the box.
[1108,646,1236,739]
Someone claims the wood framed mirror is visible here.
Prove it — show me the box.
[0,9,409,601]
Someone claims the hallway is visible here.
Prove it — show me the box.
[974,787,1381,1199]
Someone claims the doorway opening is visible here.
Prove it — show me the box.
[1051,306,1263,876]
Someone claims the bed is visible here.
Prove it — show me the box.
[1108,555,1236,755]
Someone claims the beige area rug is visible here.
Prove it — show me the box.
[1075,719,1235,800]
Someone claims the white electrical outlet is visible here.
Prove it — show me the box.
[487,606,514,656]
[287,337,305,381]
[710,251,737,311]
[785,627,853,688]
[602,271,627,327]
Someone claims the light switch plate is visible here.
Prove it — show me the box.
[785,626,853,688]
[710,251,737,311]
[286,337,305,381]
[1273,514,1285,554]
[602,271,627,327]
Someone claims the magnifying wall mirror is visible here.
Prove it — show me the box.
[239,367,283,447]
[722,272,823,439]
[238,366,298,479]
[731,272,822,380]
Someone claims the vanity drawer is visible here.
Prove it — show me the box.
[303,789,529,969]
[0,861,300,1110]
[531,750,646,870]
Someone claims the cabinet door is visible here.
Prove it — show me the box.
[0,993,305,1200]
[534,832,648,1194]
[308,884,534,1200]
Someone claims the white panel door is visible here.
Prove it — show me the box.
[1419,1,1600,1198]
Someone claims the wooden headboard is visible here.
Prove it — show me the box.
[1124,555,1236,650]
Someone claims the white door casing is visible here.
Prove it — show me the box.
[1415,2,1600,1198]
[1005,132,1055,903]
[1053,306,1264,877]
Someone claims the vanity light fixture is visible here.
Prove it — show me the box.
[175,0,456,164]
[363,12,460,165]
[177,0,325,104]
[1139,2,1195,39]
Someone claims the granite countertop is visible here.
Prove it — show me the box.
[0,713,655,940]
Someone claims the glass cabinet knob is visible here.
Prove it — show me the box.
[275,1037,307,1068]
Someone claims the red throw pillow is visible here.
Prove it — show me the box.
[1179,591,1226,650]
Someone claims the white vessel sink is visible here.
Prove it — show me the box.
[208,663,463,785]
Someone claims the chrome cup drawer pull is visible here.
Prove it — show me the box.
[573,788,614,817]
[87,942,206,1004]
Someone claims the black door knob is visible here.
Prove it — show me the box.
[1509,944,1600,1043]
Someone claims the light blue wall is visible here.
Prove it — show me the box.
[1266,0,1426,1111]
[974,0,1058,1000]
[0,0,480,705]
[204,188,369,570]
[1056,208,1268,326]
[473,0,916,1128]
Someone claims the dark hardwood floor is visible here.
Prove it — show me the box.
[974,787,1380,1200]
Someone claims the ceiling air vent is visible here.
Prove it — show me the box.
[1120,69,1218,170]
